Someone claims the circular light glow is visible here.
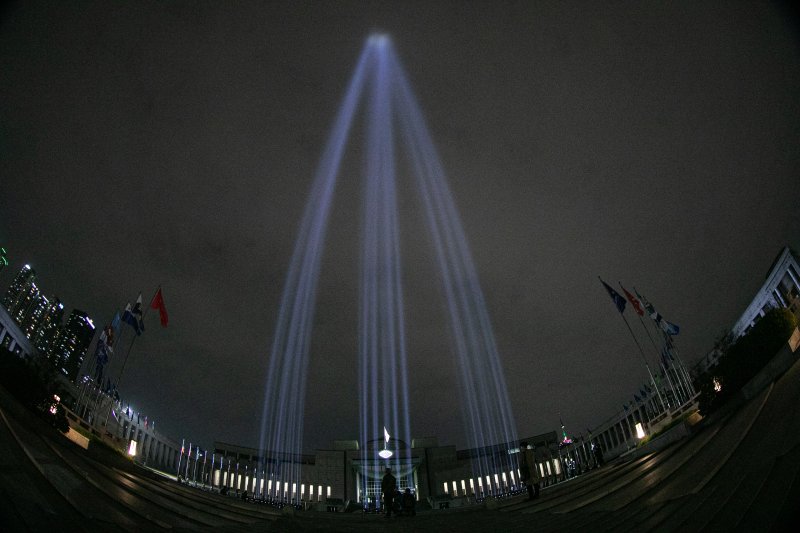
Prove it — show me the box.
[378,449,393,459]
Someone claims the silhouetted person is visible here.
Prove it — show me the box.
[381,467,397,518]
[401,488,416,516]
[593,442,604,467]
[520,441,541,500]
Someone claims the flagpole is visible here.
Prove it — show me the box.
[177,438,185,478]
[621,282,679,409]
[666,340,695,400]
[663,333,694,399]
[104,294,152,429]
[104,330,139,430]
[624,403,636,449]
[600,277,667,415]
[78,332,101,387]
[74,376,90,418]
[638,288,694,404]
[642,314,690,407]
[618,305,666,409]
[115,288,160,396]
[634,309,680,409]
[77,321,110,418]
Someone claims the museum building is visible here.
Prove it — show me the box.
[208,430,569,509]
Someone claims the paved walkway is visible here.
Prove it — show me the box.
[2,357,800,531]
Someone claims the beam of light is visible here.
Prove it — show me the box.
[388,45,519,481]
[358,36,411,488]
[257,38,375,502]
[258,33,520,499]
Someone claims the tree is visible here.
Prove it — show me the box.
[699,307,797,416]
[0,349,69,433]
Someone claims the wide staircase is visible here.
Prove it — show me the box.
[1,355,799,531]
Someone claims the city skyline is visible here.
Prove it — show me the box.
[2,1,799,452]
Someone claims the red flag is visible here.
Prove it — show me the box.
[620,284,644,316]
[150,288,169,327]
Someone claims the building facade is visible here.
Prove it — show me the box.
[731,246,800,337]
[200,430,575,510]
[1,263,181,473]
[32,297,64,354]
[592,246,800,460]
[2,265,89,380]
[0,302,36,358]
[48,309,95,381]
[696,246,800,376]
[2,264,37,320]
[65,378,182,474]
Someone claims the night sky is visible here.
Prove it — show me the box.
[2,1,798,453]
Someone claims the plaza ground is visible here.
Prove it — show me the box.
[2,355,800,531]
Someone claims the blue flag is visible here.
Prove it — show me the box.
[635,288,680,335]
[122,303,140,335]
[600,278,626,313]
[662,320,680,336]
[111,311,122,340]
[122,294,145,335]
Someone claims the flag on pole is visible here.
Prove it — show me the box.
[94,325,113,381]
[634,287,680,335]
[599,278,626,313]
[634,287,656,315]
[150,287,169,327]
[122,302,142,335]
[620,284,644,316]
[664,345,674,361]
[132,294,145,332]
[661,320,680,336]
[111,311,122,340]
[122,295,145,335]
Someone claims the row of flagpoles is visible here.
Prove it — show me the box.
[599,278,695,419]
[74,287,169,430]
[176,443,273,495]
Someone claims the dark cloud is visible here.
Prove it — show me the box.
[1,1,798,451]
